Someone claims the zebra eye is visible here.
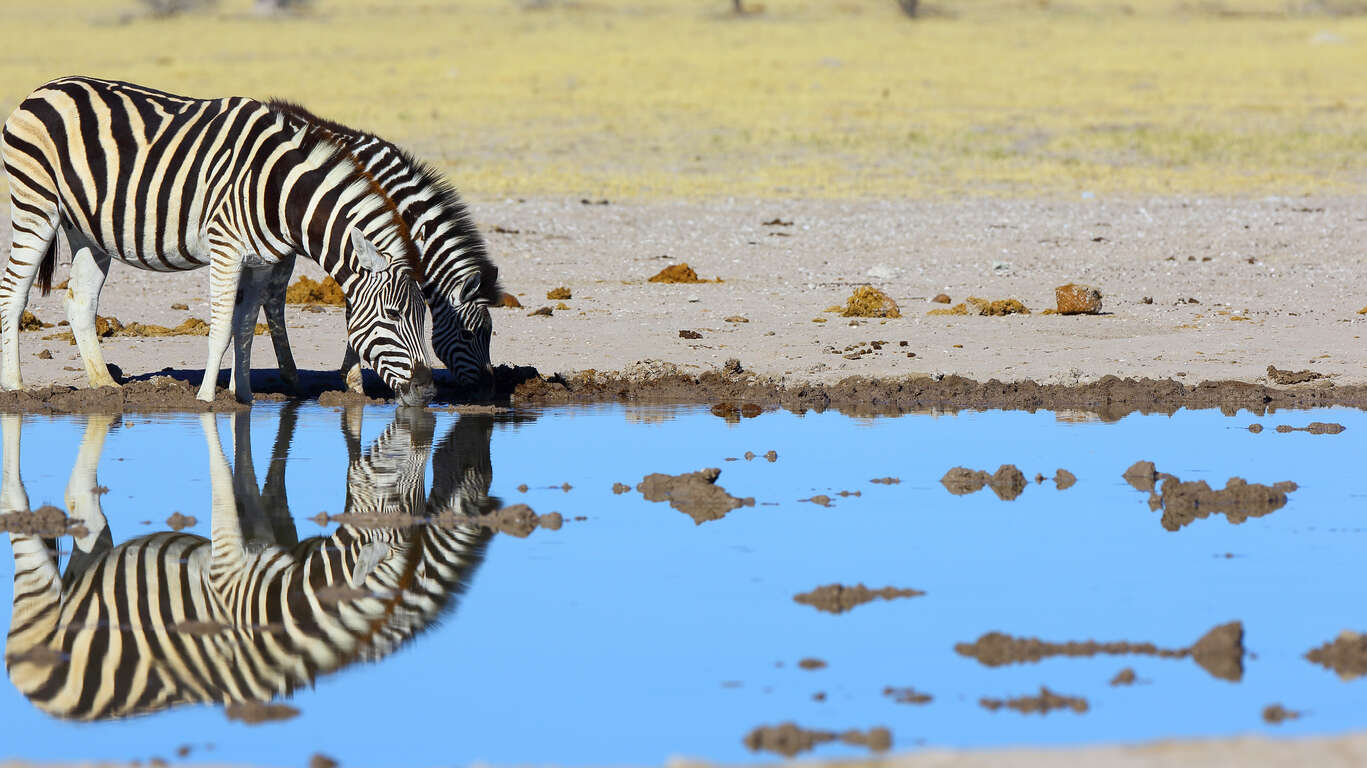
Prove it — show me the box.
[385,307,401,320]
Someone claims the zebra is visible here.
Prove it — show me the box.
[1,406,496,720]
[0,76,433,405]
[260,101,502,396]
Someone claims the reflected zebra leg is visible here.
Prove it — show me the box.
[201,413,249,583]
[260,400,300,546]
[2,413,64,690]
[63,414,115,578]
[229,411,277,548]
[62,227,118,389]
[0,413,29,517]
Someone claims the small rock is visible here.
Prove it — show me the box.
[171,302,189,310]
[931,293,952,304]
[36,349,52,359]
[528,306,553,317]
[679,329,702,339]
[1054,469,1077,490]
[724,315,749,323]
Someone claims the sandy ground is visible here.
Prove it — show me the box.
[6,195,1367,393]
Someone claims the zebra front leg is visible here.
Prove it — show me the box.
[197,251,245,403]
[63,233,119,389]
[0,204,59,391]
[263,254,299,392]
[341,344,363,393]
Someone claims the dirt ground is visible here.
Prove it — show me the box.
[6,196,1367,397]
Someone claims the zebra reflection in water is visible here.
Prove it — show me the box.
[0,406,500,721]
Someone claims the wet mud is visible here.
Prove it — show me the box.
[224,701,301,724]
[1263,704,1302,724]
[1110,668,1137,686]
[505,365,1367,421]
[980,687,1089,715]
[956,622,1244,682]
[165,512,197,531]
[883,686,932,704]
[797,658,827,670]
[941,464,1027,500]
[1126,462,1298,531]
[792,583,925,614]
[743,723,891,758]
[636,467,754,524]
[1267,365,1325,385]
[1274,422,1346,434]
[1054,469,1077,490]
[0,505,79,536]
[1306,631,1367,681]
[320,503,560,539]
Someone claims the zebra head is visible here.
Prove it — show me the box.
[429,268,496,397]
[346,230,434,406]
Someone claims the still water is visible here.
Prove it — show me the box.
[1,402,1365,766]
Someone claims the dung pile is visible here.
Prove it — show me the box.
[648,263,711,283]
[928,296,1029,316]
[637,467,754,524]
[19,310,52,331]
[793,583,924,614]
[546,286,572,300]
[841,286,901,318]
[284,275,345,305]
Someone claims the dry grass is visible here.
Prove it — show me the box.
[1,0,1366,198]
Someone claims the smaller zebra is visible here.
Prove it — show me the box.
[2,407,495,720]
[0,77,432,404]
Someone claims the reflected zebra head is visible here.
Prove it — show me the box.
[346,230,434,406]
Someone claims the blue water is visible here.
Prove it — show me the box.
[1,403,1365,766]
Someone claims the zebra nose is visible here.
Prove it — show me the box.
[411,361,433,389]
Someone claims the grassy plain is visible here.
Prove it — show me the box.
[0,0,1366,199]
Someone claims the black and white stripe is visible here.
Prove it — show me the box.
[264,101,502,394]
[1,408,493,720]
[0,76,433,404]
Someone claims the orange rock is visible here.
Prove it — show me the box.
[932,293,951,304]
[1055,283,1102,315]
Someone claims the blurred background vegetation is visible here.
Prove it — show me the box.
[0,0,1365,199]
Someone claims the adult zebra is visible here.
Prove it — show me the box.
[1,407,497,720]
[0,76,433,404]
[262,101,501,396]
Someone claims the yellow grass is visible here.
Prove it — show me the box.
[1,0,1366,199]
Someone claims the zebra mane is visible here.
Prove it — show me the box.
[262,99,502,305]
[261,100,422,279]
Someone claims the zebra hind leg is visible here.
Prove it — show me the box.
[228,266,269,404]
[262,254,298,392]
[62,230,119,389]
[0,196,58,391]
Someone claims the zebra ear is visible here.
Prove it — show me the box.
[459,271,483,304]
[350,229,387,274]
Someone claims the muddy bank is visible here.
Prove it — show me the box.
[1306,631,1367,681]
[743,722,891,758]
[956,622,1244,682]
[793,583,925,614]
[941,465,1027,500]
[505,364,1367,420]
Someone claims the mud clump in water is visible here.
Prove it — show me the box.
[1306,630,1367,680]
[956,622,1243,681]
[317,390,390,407]
[1053,283,1103,315]
[1145,470,1298,531]
[841,286,901,319]
[612,482,631,494]
[793,583,925,614]
[172,620,231,636]
[0,505,74,536]
[285,275,344,306]
[648,263,708,284]
[883,686,932,704]
[1054,468,1077,489]
[1110,668,1137,686]
[1275,421,1346,434]
[941,464,1027,500]
[980,687,1088,715]
[225,700,300,724]
[710,402,762,422]
[743,723,891,758]
[1263,704,1301,724]
[165,512,197,531]
[1267,365,1324,385]
[19,310,52,330]
[1123,460,1164,493]
[637,467,754,524]
[797,657,827,670]
[309,755,339,768]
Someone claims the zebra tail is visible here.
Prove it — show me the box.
[35,234,56,296]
